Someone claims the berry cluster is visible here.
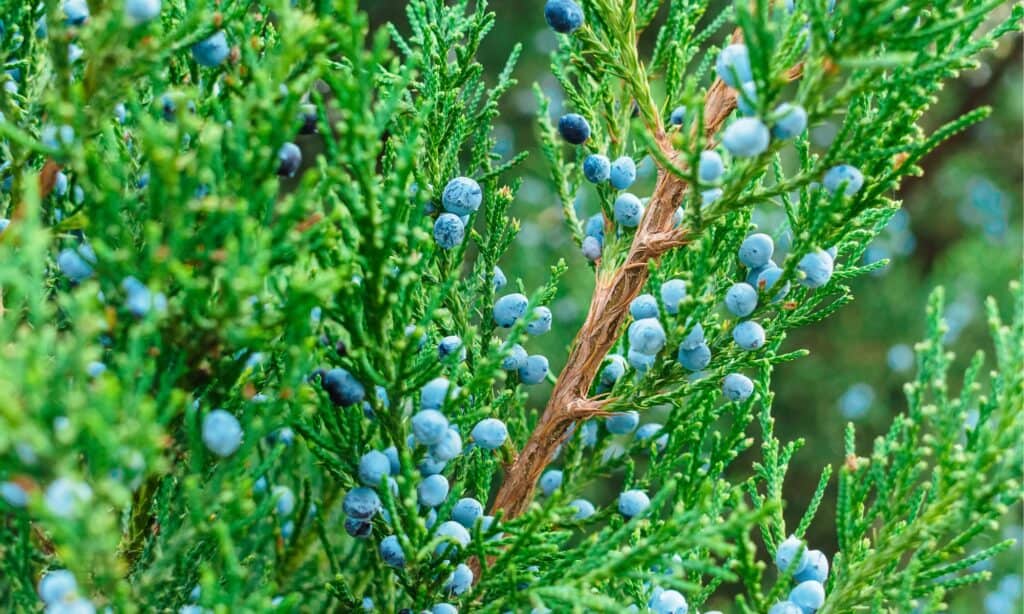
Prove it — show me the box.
[769,535,830,613]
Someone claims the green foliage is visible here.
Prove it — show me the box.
[0,0,1020,612]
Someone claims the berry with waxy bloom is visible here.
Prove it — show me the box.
[725,282,758,317]
[583,154,611,183]
[433,213,465,249]
[660,279,687,314]
[494,293,529,327]
[628,318,666,355]
[557,113,591,144]
[412,409,449,446]
[797,248,835,288]
[609,156,637,190]
[442,176,482,216]
[277,142,302,177]
[618,489,651,518]
[519,354,550,384]
[202,409,243,457]
[471,418,508,449]
[716,44,752,87]
[722,373,755,401]
[698,150,724,183]
[733,320,766,350]
[722,117,770,158]
[544,0,584,34]
[771,103,808,139]
[192,31,229,67]
[823,164,865,196]
[614,192,644,227]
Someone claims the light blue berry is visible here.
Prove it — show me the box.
[599,354,628,387]
[419,455,447,476]
[452,497,483,527]
[44,478,92,518]
[702,188,723,207]
[789,580,825,611]
[580,420,598,447]
[1,481,28,507]
[272,485,295,516]
[383,446,400,475]
[323,367,365,407]
[635,423,663,443]
[433,213,465,249]
[768,602,803,614]
[192,31,229,67]
[628,349,656,372]
[539,469,563,495]
[63,0,89,25]
[585,213,606,240]
[570,498,595,520]
[739,233,774,268]
[795,549,829,583]
[606,411,639,434]
[343,487,381,520]
[471,418,508,449]
[418,474,449,507]
[432,604,458,614]
[775,534,809,574]
[583,154,611,183]
[519,354,549,384]
[445,563,474,596]
[609,156,637,190]
[716,44,752,87]
[614,193,644,227]
[39,569,77,604]
[492,266,507,290]
[628,318,666,355]
[733,320,766,351]
[756,265,790,301]
[54,171,68,196]
[823,164,864,197]
[660,279,687,315]
[359,450,391,486]
[582,236,602,261]
[438,335,466,361]
[430,428,463,462]
[797,249,834,288]
[442,176,482,216]
[527,306,553,335]
[494,293,529,327]
[202,409,243,457]
[722,373,754,401]
[125,0,161,24]
[380,535,406,568]
[699,151,724,183]
[680,321,705,350]
[58,246,95,282]
[677,343,711,371]
[745,262,771,287]
[434,520,471,556]
[501,344,528,371]
[669,106,686,126]
[412,409,449,446]
[0,219,9,234]
[722,117,770,158]
[618,489,650,518]
[420,377,453,410]
[649,588,688,614]
[725,282,758,317]
[630,294,659,319]
[737,81,758,116]
[544,0,584,34]
[771,103,808,139]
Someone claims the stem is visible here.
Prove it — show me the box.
[488,78,740,520]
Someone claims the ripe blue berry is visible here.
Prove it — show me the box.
[452,497,484,527]
[635,423,663,443]
[0,219,9,234]
[584,213,605,241]
[628,318,666,355]
[445,563,474,596]
[618,489,651,518]
[544,0,584,34]
[823,164,864,197]
[756,265,790,301]
[380,535,406,567]
[648,589,688,614]
[519,354,549,384]
[39,569,77,604]
[527,306,553,335]
[419,456,447,476]
[677,342,711,371]
[775,534,809,574]
[582,236,602,261]
[716,44,752,87]
[669,106,686,126]
[771,103,808,140]
[430,428,463,461]
[680,321,705,350]
[359,450,391,486]
[471,418,508,449]
[344,516,372,538]
[438,335,466,361]
[1,481,28,507]
[570,498,595,520]
[202,409,243,457]
[539,469,563,495]
[192,31,229,67]
[702,188,723,207]
[795,549,829,583]
[609,156,637,190]
[277,143,302,177]
[580,420,598,447]
[494,293,529,327]
[789,580,826,611]
[768,602,803,614]
[628,349,656,372]
[58,246,96,282]
[599,354,628,387]
[343,487,381,520]
[272,485,296,516]
[797,249,835,288]
[722,373,754,401]
[583,154,611,183]
[433,213,465,249]
[733,320,766,350]
[630,293,659,319]
[737,80,759,116]
[323,367,365,407]
[434,520,471,556]
[739,233,774,269]
[501,343,528,371]
[44,478,92,517]
[417,474,449,507]
[442,176,482,216]
[63,0,89,25]
[492,265,507,290]
[383,446,400,475]
[725,282,758,317]
[557,113,591,144]
[698,151,724,183]
[421,377,453,410]
[432,604,458,614]
[412,409,449,446]
[660,279,687,315]
[614,193,644,227]
[606,410,639,434]
[723,117,770,158]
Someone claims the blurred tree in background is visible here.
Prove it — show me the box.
[364,2,1024,610]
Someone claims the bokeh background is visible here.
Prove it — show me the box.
[366,3,1023,610]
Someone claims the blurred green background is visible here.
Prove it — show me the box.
[367,3,1023,610]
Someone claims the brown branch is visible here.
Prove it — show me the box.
[488,84,740,521]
